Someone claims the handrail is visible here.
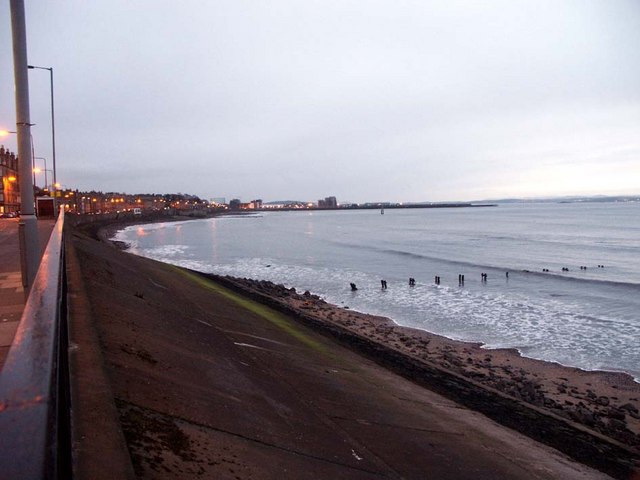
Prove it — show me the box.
[0,209,70,479]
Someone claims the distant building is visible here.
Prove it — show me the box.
[0,146,20,214]
[318,196,337,208]
[211,197,226,205]
[229,198,241,210]
[249,199,262,209]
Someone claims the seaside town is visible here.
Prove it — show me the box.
[3,110,640,480]
[3,145,478,217]
[4,145,636,219]
[4,133,640,480]
[2,2,640,480]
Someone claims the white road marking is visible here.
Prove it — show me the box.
[233,342,270,351]
[221,329,289,346]
[148,278,168,290]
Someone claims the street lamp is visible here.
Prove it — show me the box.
[33,156,49,189]
[42,171,54,191]
[11,0,39,290]
[27,64,57,198]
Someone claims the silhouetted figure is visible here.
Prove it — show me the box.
[381,279,387,289]
[350,283,358,291]
[506,271,509,278]
[409,277,415,286]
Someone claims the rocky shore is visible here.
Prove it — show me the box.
[205,276,640,457]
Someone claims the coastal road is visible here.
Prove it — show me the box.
[68,229,612,480]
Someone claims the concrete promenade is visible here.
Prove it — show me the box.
[65,226,613,479]
[0,217,55,368]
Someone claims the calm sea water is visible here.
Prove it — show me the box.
[114,203,640,379]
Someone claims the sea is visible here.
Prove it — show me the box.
[113,202,640,380]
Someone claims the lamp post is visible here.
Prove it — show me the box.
[10,0,39,291]
[27,64,56,200]
[33,156,48,189]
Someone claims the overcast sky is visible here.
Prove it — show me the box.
[1,1,639,203]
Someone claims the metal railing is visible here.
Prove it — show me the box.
[0,209,70,479]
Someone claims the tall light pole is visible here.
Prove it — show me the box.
[33,157,48,189]
[10,0,39,291]
[27,64,56,200]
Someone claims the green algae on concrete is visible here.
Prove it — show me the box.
[173,267,331,355]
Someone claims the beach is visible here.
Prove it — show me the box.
[99,214,640,450]
[62,218,636,479]
[114,204,640,382]
[70,214,640,477]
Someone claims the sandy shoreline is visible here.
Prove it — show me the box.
[96,216,640,455]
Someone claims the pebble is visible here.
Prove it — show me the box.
[608,418,627,431]
[606,408,626,421]
[619,402,639,414]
